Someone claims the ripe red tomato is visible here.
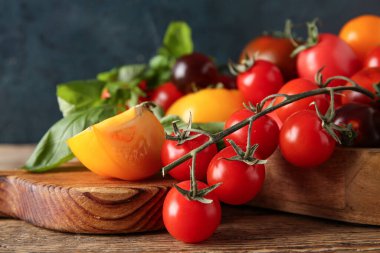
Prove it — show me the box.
[297,34,361,87]
[279,110,336,169]
[240,35,297,81]
[274,78,330,123]
[364,47,380,68]
[334,103,380,147]
[161,134,218,181]
[341,67,380,106]
[162,180,221,243]
[236,60,284,105]
[207,146,265,205]
[150,82,183,111]
[224,109,279,159]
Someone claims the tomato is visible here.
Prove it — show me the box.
[67,104,165,180]
[334,103,380,147]
[274,78,330,123]
[236,60,284,105]
[217,74,237,89]
[297,33,361,87]
[207,146,265,205]
[279,110,336,169]
[171,52,218,93]
[224,109,279,159]
[166,88,245,123]
[365,47,380,68]
[161,133,218,181]
[163,180,221,243]
[341,67,380,106]
[150,82,183,111]
[240,35,297,81]
[339,15,380,61]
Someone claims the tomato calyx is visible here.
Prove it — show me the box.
[228,54,255,75]
[225,140,267,166]
[291,18,320,57]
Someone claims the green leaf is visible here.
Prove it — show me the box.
[160,115,224,134]
[24,106,117,172]
[162,21,193,58]
[118,64,146,83]
[97,68,118,82]
[57,80,105,117]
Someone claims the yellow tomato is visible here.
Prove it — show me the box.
[67,104,165,180]
[339,15,380,61]
[166,88,245,123]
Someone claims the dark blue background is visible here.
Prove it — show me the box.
[1,0,379,143]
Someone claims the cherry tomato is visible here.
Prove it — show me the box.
[237,60,284,105]
[217,74,237,89]
[171,52,218,93]
[163,180,221,243]
[365,47,380,68]
[339,15,380,61]
[241,35,297,81]
[150,82,183,111]
[274,78,330,123]
[207,146,265,205]
[297,33,361,87]
[279,110,336,169]
[341,67,380,106]
[161,133,218,181]
[334,103,380,147]
[224,109,279,159]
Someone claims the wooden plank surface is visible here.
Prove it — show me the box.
[1,144,380,252]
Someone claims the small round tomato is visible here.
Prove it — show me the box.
[364,47,380,68]
[334,103,380,147]
[207,146,265,205]
[237,60,284,105]
[150,82,183,111]
[166,88,245,123]
[279,110,336,169]
[163,180,221,243]
[297,33,361,87]
[339,15,380,61]
[240,35,297,81]
[224,109,279,159]
[342,67,380,105]
[171,52,218,94]
[161,133,218,181]
[274,78,330,123]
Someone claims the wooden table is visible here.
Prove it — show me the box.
[1,145,380,252]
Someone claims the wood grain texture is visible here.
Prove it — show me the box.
[0,167,176,234]
[250,147,380,225]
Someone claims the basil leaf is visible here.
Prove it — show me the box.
[97,68,118,82]
[162,21,193,58]
[57,80,105,117]
[24,106,117,172]
[118,64,146,82]
[160,115,224,134]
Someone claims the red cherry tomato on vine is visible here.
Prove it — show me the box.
[163,180,221,243]
[279,110,336,169]
[161,134,218,181]
[341,67,380,106]
[207,146,265,205]
[297,34,361,87]
[274,78,330,123]
[236,60,284,105]
[150,82,183,111]
[224,109,279,159]
[364,47,380,68]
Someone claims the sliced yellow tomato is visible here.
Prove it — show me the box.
[67,104,165,180]
[166,88,245,123]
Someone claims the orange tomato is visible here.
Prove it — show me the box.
[166,88,245,123]
[67,104,165,180]
[339,15,380,61]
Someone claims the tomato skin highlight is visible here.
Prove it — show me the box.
[274,78,330,123]
[161,134,218,181]
[224,109,279,159]
[237,60,284,105]
[279,110,336,169]
[162,181,221,243]
[365,47,380,68]
[296,33,361,87]
[150,82,183,111]
[207,146,265,205]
